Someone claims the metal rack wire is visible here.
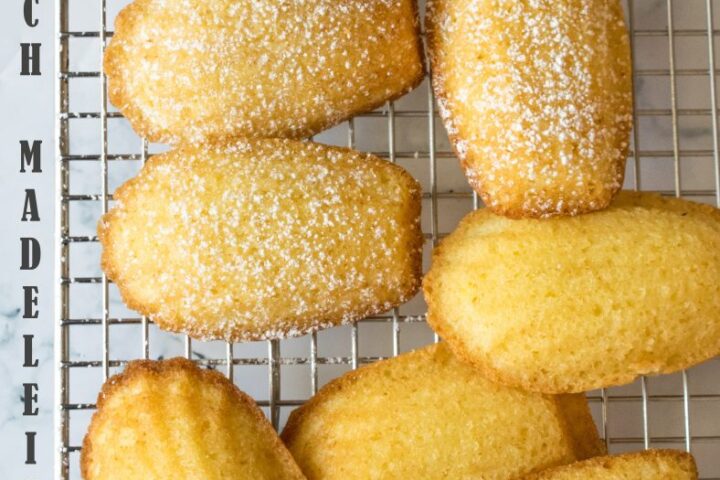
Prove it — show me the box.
[55,0,720,478]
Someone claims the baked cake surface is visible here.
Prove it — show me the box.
[99,139,423,341]
[81,358,305,480]
[105,0,425,144]
[282,343,604,479]
[427,0,632,217]
[424,192,720,393]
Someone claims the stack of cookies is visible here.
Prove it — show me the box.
[81,0,719,479]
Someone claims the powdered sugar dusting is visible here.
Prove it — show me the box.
[427,0,633,217]
[105,0,424,145]
[100,139,423,342]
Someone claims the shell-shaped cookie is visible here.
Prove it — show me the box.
[521,450,698,480]
[105,0,425,145]
[281,343,605,479]
[427,0,633,218]
[99,139,423,342]
[424,192,720,393]
[81,358,305,480]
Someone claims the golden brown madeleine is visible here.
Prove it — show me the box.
[426,0,633,218]
[281,343,605,479]
[81,358,305,480]
[99,139,423,342]
[105,0,424,145]
[424,192,720,393]
[521,450,698,479]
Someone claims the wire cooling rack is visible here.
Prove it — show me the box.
[55,0,720,478]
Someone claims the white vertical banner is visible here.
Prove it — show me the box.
[0,1,54,478]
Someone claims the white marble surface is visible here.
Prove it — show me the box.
[3,0,720,478]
